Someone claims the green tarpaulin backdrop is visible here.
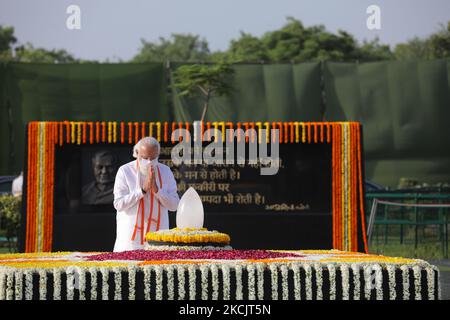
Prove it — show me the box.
[324,59,450,187]
[1,60,449,187]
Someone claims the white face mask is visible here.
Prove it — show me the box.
[150,157,159,168]
[138,157,158,176]
[138,158,151,176]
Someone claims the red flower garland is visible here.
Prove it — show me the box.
[86,249,302,261]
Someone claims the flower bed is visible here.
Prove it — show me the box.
[0,250,440,300]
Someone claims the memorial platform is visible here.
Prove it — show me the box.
[0,249,440,300]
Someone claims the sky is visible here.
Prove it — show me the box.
[0,0,449,61]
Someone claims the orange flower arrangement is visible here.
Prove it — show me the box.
[171,122,176,143]
[59,122,64,146]
[128,122,132,144]
[164,122,169,142]
[25,122,57,252]
[141,122,146,139]
[120,122,125,144]
[65,121,70,144]
[95,122,100,143]
[82,122,87,144]
[113,122,117,143]
[236,122,242,142]
[101,122,106,143]
[134,122,139,144]
[185,122,190,142]
[88,122,93,144]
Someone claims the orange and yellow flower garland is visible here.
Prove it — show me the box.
[38,121,357,145]
[25,121,367,253]
[331,122,368,253]
[26,122,57,252]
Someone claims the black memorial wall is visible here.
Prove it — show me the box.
[22,141,334,252]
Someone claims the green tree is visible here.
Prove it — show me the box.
[394,21,450,60]
[262,18,313,62]
[0,25,17,61]
[358,37,394,61]
[394,37,431,60]
[223,17,393,63]
[171,62,234,121]
[15,43,78,63]
[226,32,269,62]
[0,195,21,253]
[0,25,79,63]
[428,22,450,58]
[132,33,210,62]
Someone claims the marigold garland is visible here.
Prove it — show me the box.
[236,123,242,142]
[307,123,311,143]
[329,122,368,252]
[95,122,100,143]
[58,122,63,147]
[301,123,306,143]
[64,121,70,144]
[289,122,294,143]
[356,123,369,253]
[134,122,139,144]
[120,122,125,144]
[25,122,57,252]
[148,122,154,138]
[128,122,132,144]
[146,233,231,244]
[89,122,94,144]
[213,122,219,141]
[107,122,112,143]
[249,122,255,143]
[82,122,87,144]
[70,122,75,144]
[141,122,146,140]
[170,122,176,143]
[185,122,190,142]
[256,122,262,143]
[164,122,169,142]
[178,122,183,142]
[113,122,117,143]
[154,122,160,141]
[101,122,106,143]
[145,228,231,245]
[277,122,283,143]
[76,122,82,145]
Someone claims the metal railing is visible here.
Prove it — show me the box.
[365,192,450,258]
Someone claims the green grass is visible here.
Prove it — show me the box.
[369,223,448,260]
[437,265,450,272]
[370,243,446,260]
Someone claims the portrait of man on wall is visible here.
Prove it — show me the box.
[82,150,118,205]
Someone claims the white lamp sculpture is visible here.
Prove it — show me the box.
[176,187,204,229]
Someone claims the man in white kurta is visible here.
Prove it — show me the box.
[113,137,180,252]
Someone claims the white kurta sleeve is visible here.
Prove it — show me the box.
[113,167,144,212]
[154,168,180,212]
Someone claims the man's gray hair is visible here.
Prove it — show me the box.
[92,149,118,164]
[133,136,160,158]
